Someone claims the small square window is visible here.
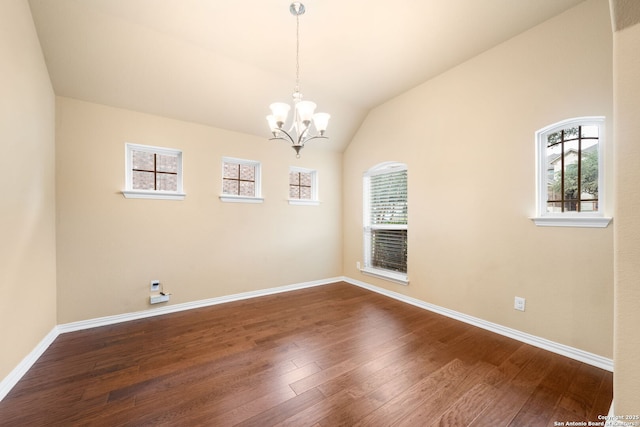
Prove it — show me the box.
[289,167,318,205]
[123,143,184,200]
[220,157,263,203]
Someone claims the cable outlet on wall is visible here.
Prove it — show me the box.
[150,294,169,304]
[514,296,526,312]
[150,280,160,292]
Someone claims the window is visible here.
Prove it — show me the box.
[362,162,408,284]
[533,117,610,227]
[289,167,318,205]
[123,143,184,200]
[220,157,263,203]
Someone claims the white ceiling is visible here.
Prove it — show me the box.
[28,0,585,152]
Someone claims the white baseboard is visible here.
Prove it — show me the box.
[0,326,60,401]
[609,401,615,422]
[343,276,614,372]
[1,275,613,403]
[57,277,341,333]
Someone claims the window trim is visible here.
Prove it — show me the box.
[122,143,185,200]
[532,117,611,228]
[288,167,319,206]
[361,266,410,285]
[362,162,409,285]
[219,157,264,203]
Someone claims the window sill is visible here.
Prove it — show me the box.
[288,199,320,206]
[219,195,264,204]
[360,267,409,285]
[531,216,612,228]
[122,190,185,200]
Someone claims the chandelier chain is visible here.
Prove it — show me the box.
[295,13,300,94]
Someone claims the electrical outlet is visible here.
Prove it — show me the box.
[150,280,160,292]
[356,261,361,270]
[514,296,526,312]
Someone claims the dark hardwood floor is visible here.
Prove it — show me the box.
[0,282,612,426]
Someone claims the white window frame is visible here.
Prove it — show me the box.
[532,116,611,228]
[288,167,319,206]
[219,157,264,203]
[122,143,185,200]
[362,162,409,285]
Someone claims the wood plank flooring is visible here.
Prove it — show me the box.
[0,282,612,426]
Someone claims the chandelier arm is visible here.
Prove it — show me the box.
[296,125,310,145]
[269,136,295,145]
[279,126,296,143]
[269,128,295,145]
[298,135,328,145]
[269,135,289,141]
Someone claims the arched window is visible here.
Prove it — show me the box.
[533,117,610,228]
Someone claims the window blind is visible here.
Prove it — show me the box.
[369,171,408,225]
[365,168,408,274]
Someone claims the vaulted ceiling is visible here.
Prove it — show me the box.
[28,0,585,152]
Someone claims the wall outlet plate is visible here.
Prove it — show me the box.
[150,280,160,292]
[514,296,526,312]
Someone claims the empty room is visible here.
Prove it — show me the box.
[1,0,639,425]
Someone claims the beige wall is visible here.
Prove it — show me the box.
[4,0,629,404]
[343,0,614,358]
[55,97,342,323]
[0,1,56,379]
[613,19,640,415]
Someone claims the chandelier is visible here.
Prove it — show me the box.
[266,2,330,158]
